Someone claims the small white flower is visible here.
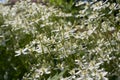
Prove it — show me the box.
[22,48,29,54]
[15,50,22,56]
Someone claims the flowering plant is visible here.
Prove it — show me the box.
[0,1,120,80]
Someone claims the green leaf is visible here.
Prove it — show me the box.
[47,69,67,80]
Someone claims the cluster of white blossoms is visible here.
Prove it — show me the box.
[0,1,119,80]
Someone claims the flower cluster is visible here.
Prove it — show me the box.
[0,1,119,80]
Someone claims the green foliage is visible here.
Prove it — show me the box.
[49,0,74,12]
[0,1,120,80]
[0,14,4,26]
[47,69,67,80]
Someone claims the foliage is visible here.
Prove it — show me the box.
[0,0,120,80]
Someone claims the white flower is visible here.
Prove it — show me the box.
[15,50,22,56]
[22,48,29,54]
